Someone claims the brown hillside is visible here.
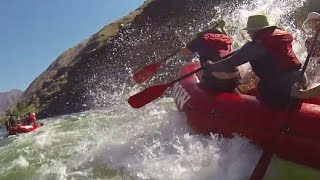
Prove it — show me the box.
[16,0,320,118]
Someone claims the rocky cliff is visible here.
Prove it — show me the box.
[0,89,23,115]
[17,0,320,118]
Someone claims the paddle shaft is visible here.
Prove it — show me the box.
[160,49,180,64]
[133,23,223,84]
[129,45,240,108]
[168,67,203,86]
[165,49,238,87]
[140,23,219,69]
[300,30,320,81]
[249,30,320,180]
[167,51,239,86]
[164,24,219,64]
[132,49,180,84]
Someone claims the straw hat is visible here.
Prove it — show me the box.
[242,14,277,31]
[303,12,320,26]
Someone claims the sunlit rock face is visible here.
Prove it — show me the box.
[17,0,319,118]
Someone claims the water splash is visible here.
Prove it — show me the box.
[0,99,261,180]
[1,0,318,180]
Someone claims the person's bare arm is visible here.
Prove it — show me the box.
[217,19,227,35]
[203,41,267,72]
[291,83,320,99]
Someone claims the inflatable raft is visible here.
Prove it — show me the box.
[172,62,320,170]
[8,123,43,135]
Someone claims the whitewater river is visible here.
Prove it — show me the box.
[0,99,261,180]
[1,98,320,180]
[2,0,320,179]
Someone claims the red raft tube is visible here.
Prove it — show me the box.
[172,62,320,170]
[8,123,43,135]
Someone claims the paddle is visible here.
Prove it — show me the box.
[249,30,320,180]
[132,49,180,84]
[300,33,320,79]
[128,67,203,108]
[132,22,223,84]
[129,48,238,108]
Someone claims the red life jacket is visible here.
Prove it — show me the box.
[28,114,36,124]
[255,29,301,71]
[203,33,233,57]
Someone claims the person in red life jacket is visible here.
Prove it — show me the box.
[26,112,36,125]
[178,19,240,92]
[303,12,320,58]
[8,116,18,127]
[204,14,307,108]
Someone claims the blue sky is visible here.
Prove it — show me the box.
[0,0,145,92]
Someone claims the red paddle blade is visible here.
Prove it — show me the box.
[133,63,161,84]
[128,83,171,108]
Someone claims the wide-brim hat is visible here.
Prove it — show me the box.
[242,14,277,31]
[303,12,320,26]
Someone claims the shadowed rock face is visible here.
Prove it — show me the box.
[0,89,23,115]
[17,0,320,118]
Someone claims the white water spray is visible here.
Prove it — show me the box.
[1,0,317,180]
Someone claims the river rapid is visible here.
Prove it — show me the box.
[2,0,320,179]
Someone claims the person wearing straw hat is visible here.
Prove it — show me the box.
[203,14,306,108]
[303,12,320,33]
[287,12,320,99]
[178,19,241,92]
[303,12,320,57]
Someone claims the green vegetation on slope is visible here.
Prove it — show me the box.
[0,104,40,124]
